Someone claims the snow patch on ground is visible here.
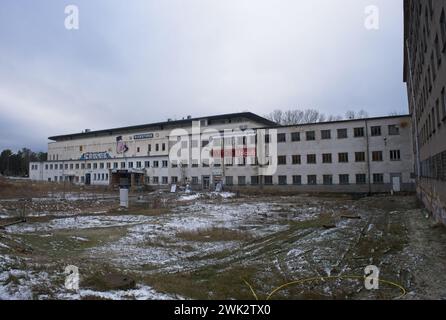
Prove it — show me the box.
[58,285,179,300]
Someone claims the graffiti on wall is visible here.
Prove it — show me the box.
[116,136,129,154]
[80,152,112,160]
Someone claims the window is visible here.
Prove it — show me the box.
[162,176,168,184]
[144,161,150,168]
[162,143,166,151]
[356,174,366,185]
[251,176,259,185]
[373,173,384,184]
[435,35,442,66]
[371,126,381,136]
[136,161,142,168]
[278,156,287,165]
[323,175,333,185]
[192,160,199,168]
[278,176,287,185]
[93,163,97,169]
[153,161,159,168]
[137,147,140,153]
[82,163,86,169]
[171,161,178,168]
[390,150,401,161]
[225,176,233,186]
[153,176,159,184]
[76,164,80,169]
[307,154,316,164]
[339,174,349,185]
[338,153,349,163]
[171,176,178,184]
[54,164,58,170]
[291,132,300,142]
[106,163,110,169]
[306,131,315,141]
[355,152,365,162]
[354,127,365,137]
[292,175,302,185]
[436,99,441,127]
[87,163,92,169]
[337,128,348,139]
[321,130,331,139]
[128,162,133,168]
[238,176,246,186]
[441,10,446,49]
[264,134,270,143]
[191,177,199,185]
[372,151,383,162]
[307,175,317,185]
[322,153,332,163]
[113,162,118,169]
[120,162,125,169]
[277,133,286,143]
[442,88,446,121]
[162,160,168,168]
[148,144,152,152]
[155,144,159,151]
[264,176,273,185]
[388,125,399,136]
[292,155,301,165]
[201,140,209,148]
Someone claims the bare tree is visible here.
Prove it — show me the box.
[266,108,340,125]
[345,109,369,120]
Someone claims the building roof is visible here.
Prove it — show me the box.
[257,114,411,130]
[48,112,278,141]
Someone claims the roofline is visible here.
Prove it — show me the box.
[256,114,412,130]
[48,112,278,141]
[403,0,409,83]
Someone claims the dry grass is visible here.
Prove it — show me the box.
[177,227,252,242]
[0,177,111,199]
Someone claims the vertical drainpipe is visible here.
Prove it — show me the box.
[365,119,372,195]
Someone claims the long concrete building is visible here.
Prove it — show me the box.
[404,0,446,223]
[30,112,415,193]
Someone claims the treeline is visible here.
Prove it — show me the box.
[265,109,370,125]
[0,148,47,177]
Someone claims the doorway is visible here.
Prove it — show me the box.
[202,176,210,190]
[391,173,401,192]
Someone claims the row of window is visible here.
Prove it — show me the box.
[224,174,386,186]
[420,150,446,181]
[419,86,446,147]
[278,150,401,165]
[48,173,109,183]
[408,2,446,146]
[37,149,402,172]
[143,174,388,186]
[42,160,170,171]
[275,125,400,143]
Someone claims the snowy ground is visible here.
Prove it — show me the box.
[1,191,446,300]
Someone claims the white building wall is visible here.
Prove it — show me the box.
[29,114,415,193]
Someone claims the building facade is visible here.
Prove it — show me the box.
[30,112,415,194]
[404,0,446,223]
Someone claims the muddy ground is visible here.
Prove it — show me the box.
[1,179,446,300]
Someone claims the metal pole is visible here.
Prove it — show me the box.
[405,39,421,181]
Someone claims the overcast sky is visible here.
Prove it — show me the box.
[0,0,407,152]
